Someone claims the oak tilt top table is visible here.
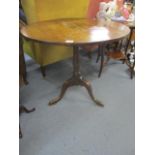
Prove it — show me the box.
[21,18,130,107]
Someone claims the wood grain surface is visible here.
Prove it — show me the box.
[20,18,130,45]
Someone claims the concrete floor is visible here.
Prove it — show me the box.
[20,53,135,155]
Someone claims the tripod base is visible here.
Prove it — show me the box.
[49,75,103,107]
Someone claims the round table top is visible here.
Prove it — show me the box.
[122,21,135,29]
[20,18,130,45]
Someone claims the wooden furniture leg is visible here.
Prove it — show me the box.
[19,124,22,139]
[40,66,46,77]
[96,48,101,63]
[87,52,92,59]
[19,35,28,85]
[130,67,135,79]
[98,44,105,78]
[19,21,35,138]
[97,41,125,78]
[19,106,35,138]
[123,28,134,64]
[49,45,103,107]
[20,105,35,114]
